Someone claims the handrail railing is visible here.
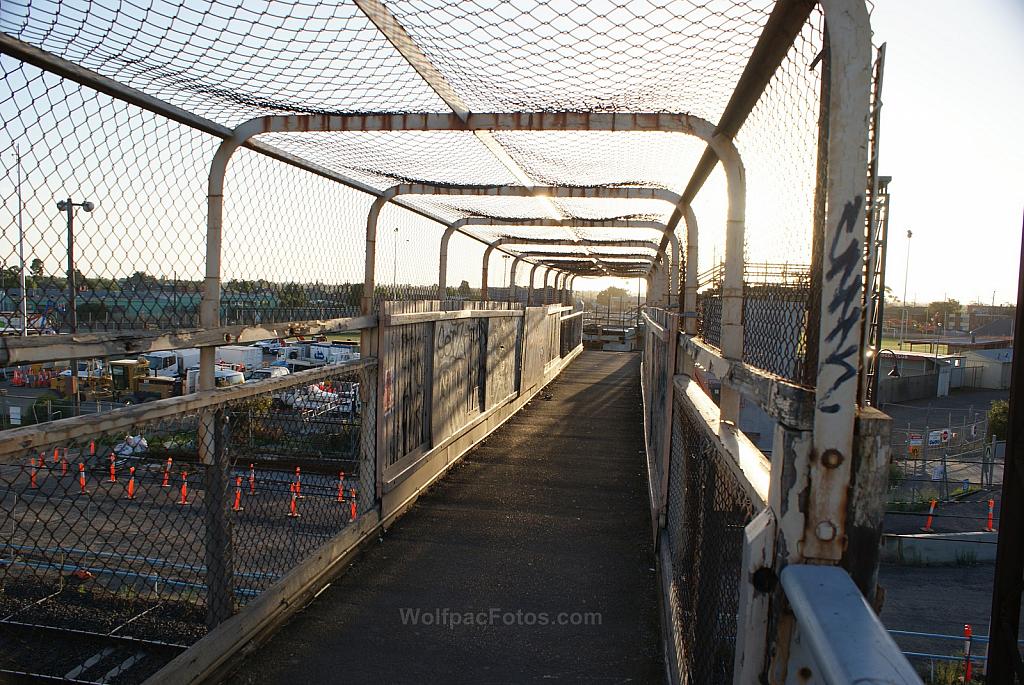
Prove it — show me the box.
[780,565,921,683]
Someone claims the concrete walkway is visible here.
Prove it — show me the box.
[229,351,661,684]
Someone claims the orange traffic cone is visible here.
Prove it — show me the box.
[349,488,357,522]
[337,470,345,503]
[178,472,190,506]
[294,467,303,499]
[61,457,68,476]
[89,440,96,457]
[108,453,116,483]
[52,447,60,465]
[78,463,87,494]
[287,481,301,518]
[161,458,172,488]
[986,499,997,532]
[232,476,244,512]
[126,467,136,500]
[920,499,937,532]
[29,457,38,489]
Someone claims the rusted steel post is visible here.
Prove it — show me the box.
[804,0,872,563]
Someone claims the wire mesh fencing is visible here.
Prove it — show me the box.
[888,415,1003,504]
[0,359,375,681]
[664,390,757,685]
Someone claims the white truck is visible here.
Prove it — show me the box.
[251,366,290,381]
[278,341,360,369]
[215,345,264,377]
[185,367,246,394]
[142,348,200,378]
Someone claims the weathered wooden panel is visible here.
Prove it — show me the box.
[485,316,519,409]
[431,317,484,444]
[379,301,438,477]
[521,307,551,391]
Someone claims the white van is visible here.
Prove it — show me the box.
[251,366,290,381]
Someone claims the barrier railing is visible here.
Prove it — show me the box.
[0,357,376,682]
[0,300,585,682]
[640,305,917,684]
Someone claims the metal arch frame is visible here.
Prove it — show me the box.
[443,217,682,301]
[363,182,680,300]
[481,237,660,300]
[203,113,746,389]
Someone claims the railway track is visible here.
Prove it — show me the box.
[0,620,186,684]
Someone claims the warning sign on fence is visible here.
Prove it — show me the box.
[908,433,922,455]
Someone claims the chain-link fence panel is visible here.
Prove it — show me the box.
[0,359,375,681]
[665,390,757,685]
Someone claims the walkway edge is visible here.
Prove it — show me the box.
[145,344,583,685]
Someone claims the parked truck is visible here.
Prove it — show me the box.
[277,341,360,370]
[215,345,263,377]
[142,348,200,378]
[185,366,246,394]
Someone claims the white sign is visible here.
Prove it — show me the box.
[9,406,21,426]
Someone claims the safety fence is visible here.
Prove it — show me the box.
[888,413,1003,503]
[640,306,918,684]
[0,301,583,683]
[0,359,375,682]
[693,263,811,385]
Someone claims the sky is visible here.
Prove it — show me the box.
[869,0,1024,306]
[2,1,1022,304]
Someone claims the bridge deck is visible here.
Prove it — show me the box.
[229,351,661,683]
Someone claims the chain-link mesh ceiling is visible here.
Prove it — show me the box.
[1,0,825,292]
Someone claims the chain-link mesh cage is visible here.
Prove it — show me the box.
[0,359,375,681]
[887,411,1003,505]
[742,264,811,382]
[665,391,757,685]
[559,312,583,358]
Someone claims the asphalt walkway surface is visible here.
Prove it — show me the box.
[229,350,662,684]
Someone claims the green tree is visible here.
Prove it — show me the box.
[29,258,44,280]
[0,266,20,289]
[280,282,309,307]
[988,400,1009,441]
[457,280,471,297]
[927,299,961,328]
[596,286,630,306]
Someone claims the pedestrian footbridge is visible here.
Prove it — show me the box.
[0,0,922,682]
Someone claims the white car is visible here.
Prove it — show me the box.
[113,434,148,457]
[277,385,352,413]
[255,339,283,354]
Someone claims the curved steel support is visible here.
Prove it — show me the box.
[527,263,541,307]
[481,242,499,302]
[509,256,523,304]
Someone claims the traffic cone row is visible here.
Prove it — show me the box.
[23,454,358,519]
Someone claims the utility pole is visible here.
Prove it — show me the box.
[392,226,399,291]
[15,146,27,337]
[56,197,94,416]
[900,228,912,348]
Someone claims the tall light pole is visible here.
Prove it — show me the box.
[56,197,94,415]
[900,228,912,348]
[15,146,27,336]
[392,226,399,291]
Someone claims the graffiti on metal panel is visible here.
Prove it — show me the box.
[818,196,863,414]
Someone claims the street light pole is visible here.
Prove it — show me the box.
[392,226,399,292]
[15,146,27,337]
[56,197,94,416]
[900,228,912,348]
